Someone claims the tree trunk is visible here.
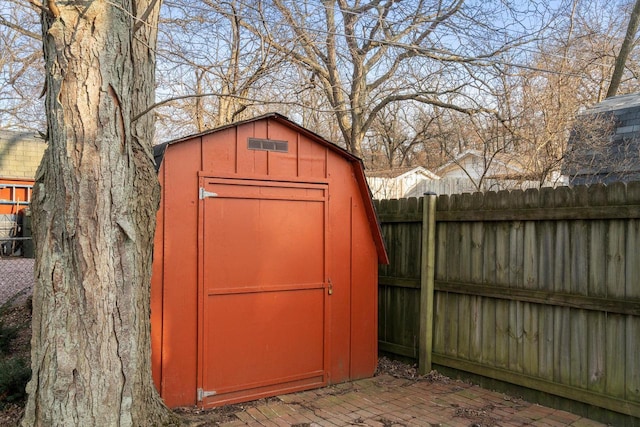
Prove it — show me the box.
[606,0,640,98]
[22,1,176,425]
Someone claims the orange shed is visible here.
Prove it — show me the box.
[151,113,388,408]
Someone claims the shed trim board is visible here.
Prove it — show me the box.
[152,114,387,408]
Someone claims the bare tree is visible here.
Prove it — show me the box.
[501,0,638,185]
[22,0,176,424]
[419,0,639,189]
[239,0,557,156]
[154,0,285,140]
[363,102,441,170]
[0,0,44,131]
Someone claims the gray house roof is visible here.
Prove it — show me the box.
[564,93,640,185]
[588,92,640,115]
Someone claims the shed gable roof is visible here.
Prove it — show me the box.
[154,113,362,168]
[154,113,388,264]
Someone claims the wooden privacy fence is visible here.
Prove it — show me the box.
[375,182,640,420]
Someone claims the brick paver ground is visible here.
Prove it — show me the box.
[216,375,606,426]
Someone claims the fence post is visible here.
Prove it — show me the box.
[419,192,437,375]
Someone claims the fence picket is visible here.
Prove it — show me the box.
[588,312,606,395]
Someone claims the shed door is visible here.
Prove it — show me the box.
[199,178,329,406]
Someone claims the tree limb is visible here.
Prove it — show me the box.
[606,0,640,98]
[0,14,41,40]
[133,0,160,33]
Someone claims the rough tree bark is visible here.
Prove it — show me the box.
[22,0,176,425]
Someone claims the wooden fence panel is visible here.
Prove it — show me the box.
[376,198,422,358]
[376,183,640,420]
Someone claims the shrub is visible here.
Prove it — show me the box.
[0,357,30,406]
[0,323,19,355]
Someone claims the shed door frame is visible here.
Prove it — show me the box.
[196,175,331,406]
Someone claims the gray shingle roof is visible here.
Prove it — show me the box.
[587,93,640,114]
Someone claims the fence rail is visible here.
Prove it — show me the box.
[375,182,640,424]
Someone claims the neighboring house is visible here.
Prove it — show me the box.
[366,166,440,199]
[564,93,640,185]
[435,149,526,180]
[0,130,46,181]
[0,131,46,252]
[366,151,549,199]
[432,149,545,193]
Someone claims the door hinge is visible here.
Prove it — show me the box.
[197,387,217,401]
[199,187,218,200]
